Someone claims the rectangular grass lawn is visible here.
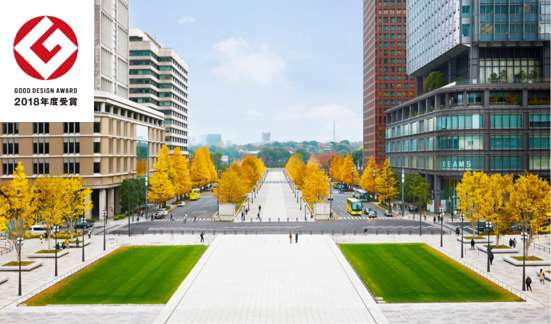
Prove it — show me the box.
[339,243,522,303]
[27,245,207,305]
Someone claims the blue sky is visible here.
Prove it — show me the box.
[131,0,362,144]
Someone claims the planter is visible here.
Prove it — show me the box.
[314,215,330,220]
[457,237,492,244]
[0,276,7,284]
[477,245,518,254]
[502,256,551,267]
[69,240,90,248]
[28,249,69,258]
[0,261,43,271]
[217,216,234,221]
[535,270,551,281]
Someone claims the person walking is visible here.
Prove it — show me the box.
[470,238,475,249]
[295,232,298,243]
[170,214,173,221]
[433,216,436,224]
[241,211,244,221]
[526,276,532,291]
[56,242,60,251]
[289,233,292,244]
[540,269,546,284]
[513,238,517,248]
[364,227,368,236]
[257,212,260,219]
[194,214,197,222]
[509,238,512,248]
[489,252,494,265]
[259,205,262,212]
[40,235,43,244]
[88,229,91,239]
[456,227,460,236]
[200,232,204,243]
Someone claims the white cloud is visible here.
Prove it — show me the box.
[211,38,286,86]
[246,109,261,117]
[286,50,309,61]
[177,16,196,24]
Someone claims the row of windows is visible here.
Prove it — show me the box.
[129,51,189,75]
[386,134,550,152]
[389,155,549,171]
[378,1,406,7]
[378,41,407,48]
[377,50,407,56]
[378,33,406,40]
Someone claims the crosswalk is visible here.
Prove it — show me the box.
[338,216,400,220]
[151,217,214,222]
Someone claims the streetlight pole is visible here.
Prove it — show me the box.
[522,220,526,290]
[82,213,85,262]
[461,212,464,258]
[440,206,444,247]
[128,175,131,237]
[145,175,148,221]
[54,225,58,276]
[18,236,23,296]
[487,221,492,272]
[103,209,107,251]
[401,169,405,218]
[413,175,416,220]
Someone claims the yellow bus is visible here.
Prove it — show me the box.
[346,198,362,216]
[190,188,201,200]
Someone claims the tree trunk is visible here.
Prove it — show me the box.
[47,227,51,251]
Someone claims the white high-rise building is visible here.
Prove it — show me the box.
[128,28,189,153]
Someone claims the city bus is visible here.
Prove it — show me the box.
[353,188,369,201]
[346,198,363,216]
[190,188,201,200]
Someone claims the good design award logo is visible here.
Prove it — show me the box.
[14,16,78,80]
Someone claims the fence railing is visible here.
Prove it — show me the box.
[15,244,121,306]
[0,241,13,257]
[530,242,551,254]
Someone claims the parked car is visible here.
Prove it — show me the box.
[178,202,186,207]
[75,221,93,229]
[157,208,168,216]
[408,205,419,213]
[154,213,165,219]
[368,211,377,218]
[384,210,393,217]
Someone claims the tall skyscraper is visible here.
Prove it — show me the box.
[128,28,190,154]
[206,134,222,146]
[384,0,550,211]
[262,132,271,143]
[363,0,415,165]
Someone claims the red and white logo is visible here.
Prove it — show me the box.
[13,16,78,80]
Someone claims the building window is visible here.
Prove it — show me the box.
[528,91,550,105]
[2,139,19,155]
[93,162,101,174]
[437,115,483,130]
[63,158,80,174]
[529,114,550,128]
[491,156,522,170]
[529,135,551,149]
[461,24,471,37]
[436,135,484,150]
[462,6,470,17]
[33,159,50,175]
[449,93,463,107]
[33,138,50,154]
[33,122,49,134]
[435,156,483,170]
[467,93,483,106]
[2,123,18,135]
[530,155,550,170]
[63,122,80,134]
[491,135,522,150]
[2,159,17,175]
[94,142,101,153]
[63,138,80,154]
[94,121,101,133]
[491,114,522,128]
[489,92,521,106]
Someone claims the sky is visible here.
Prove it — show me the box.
[131,0,362,145]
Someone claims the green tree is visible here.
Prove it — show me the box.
[423,71,445,93]
[120,177,146,213]
[295,148,311,163]
[351,148,363,169]
[404,174,433,212]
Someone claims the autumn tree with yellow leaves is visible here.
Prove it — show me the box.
[214,169,247,204]
[36,175,69,250]
[0,163,38,263]
[63,176,92,239]
[190,148,212,188]
[456,171,489,235]
[329,155,343,182]
[506,172,550,256]
[302,158,330,204]
[204,146,218,182]
[148,145,175,207]
[375,159,399,208]
[171,147,192,200]
[360,155,379,196]
[477,174,515,245]
[286,154,307,188]
[339,153,359,188]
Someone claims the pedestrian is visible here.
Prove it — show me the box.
[514,238,517,248]
[526,276,532,291]
[151,214,154,222]
[40,235,43,244]
[88,229,91,239]
[194,214,197,222]
[200,232,204,243]
[259,205,262,212]
[241,211,244,220]
[56,242,60,251]
[257,212,260,219]
[433,216,436,223]
[295,232,298,243]
[289,233,292,244]
[137,216,140,223]
[540,269,546,284]
[424,212,427,221]
[489,252,494,265]
[509,238,512,248]
[364,227,368,236]
[76,237,80,247]
[471,238,475,249]
[456,227,460,236]
[170,214,173,221]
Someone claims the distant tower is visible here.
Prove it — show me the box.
[333,120,336,141]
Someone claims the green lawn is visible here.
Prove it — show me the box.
[339,243,522,303]
[27,245,207,305]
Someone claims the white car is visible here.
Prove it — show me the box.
[158,208,168,216]
[178,202,186,207]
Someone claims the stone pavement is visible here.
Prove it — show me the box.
[154,235,387,324]
[244,170,304,221]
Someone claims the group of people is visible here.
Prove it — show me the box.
[508,238,517,248]
[241,205,262,221]
[289,232,298,244]
[55,239,71,250]
[526,269,547,291]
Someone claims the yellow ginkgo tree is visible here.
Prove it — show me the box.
[214,169,247,204]
[360,155,379,198]
[190,148,211,189]
[339,153,359,188]
[302,158,330,204]
[171,147,192,200]
[456,171,489,236]
[63,176,92,239]
[0,163,38,263]
[36,175,69,250]
[477,174,514,245]
[148,146,175,208]
[375,159,399,208]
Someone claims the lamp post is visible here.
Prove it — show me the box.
[103,209,107,251]
[82,212,85,262]
[145,175,149,220]
[401,169,404,218]
[412,174,416,220]
[128,173,131,237]
[486,221,492,272]
[53,225,58,276]
[522,222,527,291]
[440,206,444,247]
[450,195,456,222]
[17,236,23,296]
[461,211,464,258]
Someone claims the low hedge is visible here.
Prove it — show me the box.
[85,219,96,223]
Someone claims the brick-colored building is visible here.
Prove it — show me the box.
[363,0,415,165]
